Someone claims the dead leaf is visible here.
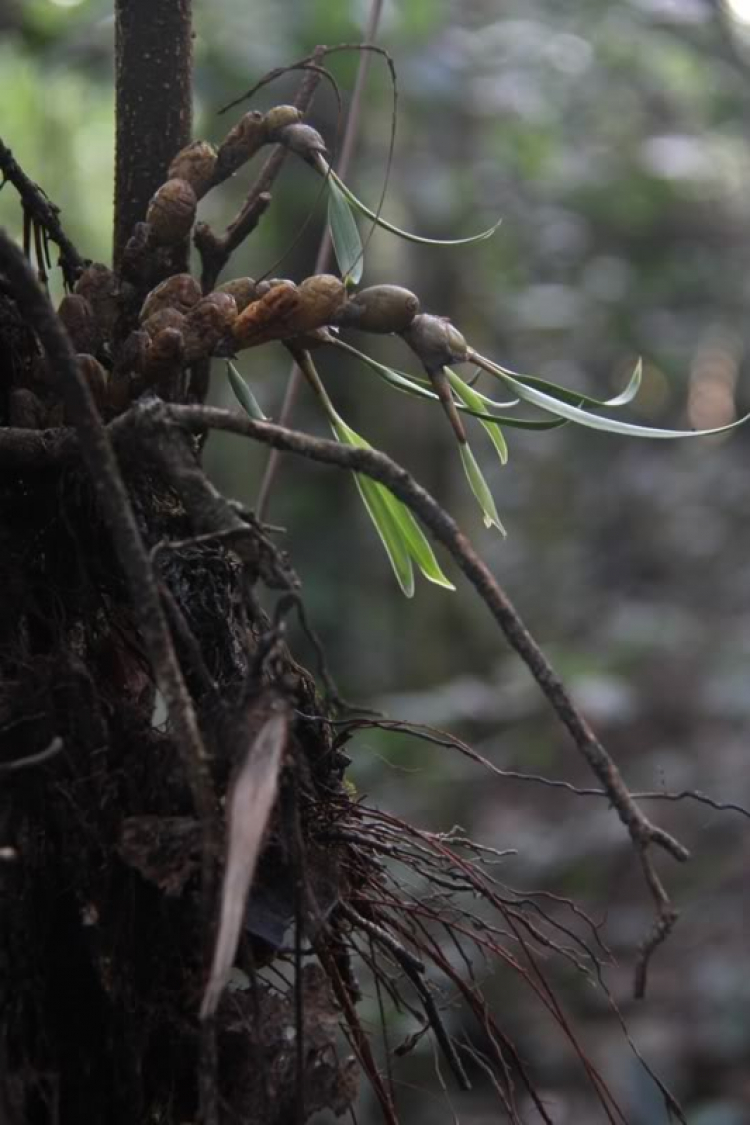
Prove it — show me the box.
[200,701,289,1018]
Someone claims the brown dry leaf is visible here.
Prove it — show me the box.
[200,701,289,1018]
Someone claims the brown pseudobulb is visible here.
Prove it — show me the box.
[146,178,197,245]
[336,285,420,334]
[168,140,218,199]
[140,274,201,321]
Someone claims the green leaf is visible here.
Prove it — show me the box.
[480,356,750,439]
[331,416,454,593]
[379,493,455,590]
[326,165,502,248]
[353,473,416,597]
[226,361,267,420]
[487,358,643,410]
[446,368,508,465]
[327,176,364,285]
[459,444,506,534]
[331,338,564,429]
[601,358,643,407]
[332,416,414,595]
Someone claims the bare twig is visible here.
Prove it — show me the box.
[194,193,272,295]
[316,941,399,1125]
[337,716,750,821]
[162,401,690,985]
[256,8,386,519]
[158,582,218,707]
[0,137,86,287]
[196,48,327,295]
[634,853,678,1000]
[342,903,471,1091]
[0,736,64,774]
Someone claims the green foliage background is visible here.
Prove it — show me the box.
[3,2,750,1121]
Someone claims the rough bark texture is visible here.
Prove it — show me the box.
[0,8,360,1124]
[113,0,193,275]
[0,397,350,1123]
[0,11,691,1124]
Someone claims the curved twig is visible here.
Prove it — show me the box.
[197,49,329,296]
[157,400,690,986]
[256,11,387,518]
[0,138,86,287]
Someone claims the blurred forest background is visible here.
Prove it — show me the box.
[3,0,750,1122]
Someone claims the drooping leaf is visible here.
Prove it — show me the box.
[331,416,414,595]
[459,443,506,534]
[327,176,364,285]
[331,338,564,429]
[331,415,454,593]
[477,354,750,440]
[446,368,508,465]
[352,471,416,597]
[484,357,643,410]
[378,490,455,590]
[323,163,502,248]
[226,361,267,420]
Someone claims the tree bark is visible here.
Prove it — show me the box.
[113,0,193,274]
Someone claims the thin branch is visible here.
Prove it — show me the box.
[158,582,219,708]
[338,716,750,820]
[256,7,386,519]
[0,137,86,287]
[316,941,399,1125]
[342,903,471,1091]
[0,736,64,774]
[634,851,678,1001]
[160,401,690,986]
[196,48,327,295]
[194,193,272,295]
[168,404,688,862]
[0,231,217,887]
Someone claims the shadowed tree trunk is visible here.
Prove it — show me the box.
[0,4,698,1123]
[113,0,193,275]
[0,5,356,1123]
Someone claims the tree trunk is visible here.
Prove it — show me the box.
[0,6,354,1124]
[113,0,193,275]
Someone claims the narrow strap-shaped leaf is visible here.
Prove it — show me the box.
[331,415,414,595]
[352,471,415,597]
[322,163,502,247]
[447,368,508,465]
[476,353,750,440]
[459,443,506,534]
[482,356,643,410]
[331,337,564,429]
[296,352,413,594]
[376,487,455,589]
[331,414,454,592]
[226,361,267,420]
[327,176,364,285]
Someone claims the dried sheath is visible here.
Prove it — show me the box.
[200,704,289,1019]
